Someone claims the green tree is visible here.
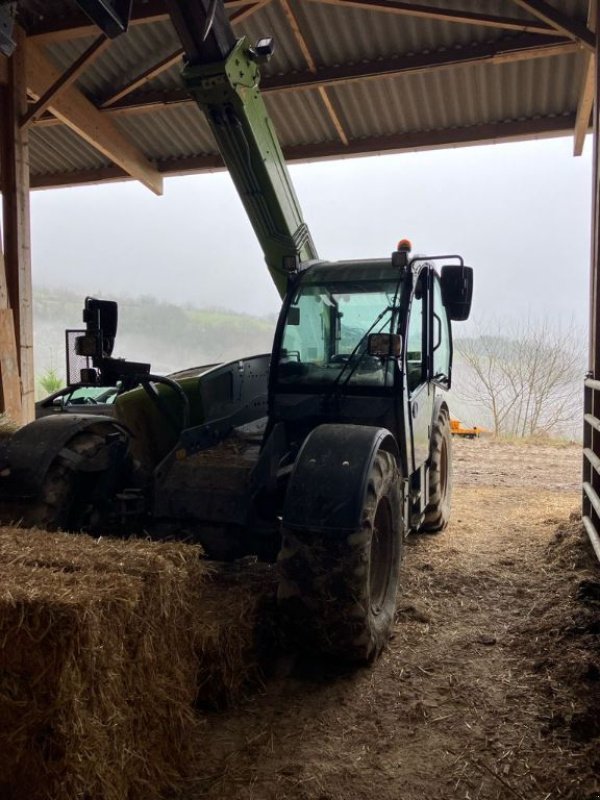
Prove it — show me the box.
[38,367,63,398]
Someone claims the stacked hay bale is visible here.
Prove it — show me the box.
[0,527,209,800]
[194,561,279,709]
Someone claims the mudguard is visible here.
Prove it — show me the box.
[282,423,399,533]
[0,414,129,498]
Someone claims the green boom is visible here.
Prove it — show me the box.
[181,38,318,297]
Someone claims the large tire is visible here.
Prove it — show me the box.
[24,424,128,531]
[421,406,452,532]
[277,450,403,664]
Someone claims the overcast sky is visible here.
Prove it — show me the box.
[31,134,592,327]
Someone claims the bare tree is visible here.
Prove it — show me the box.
[455,319,585,438]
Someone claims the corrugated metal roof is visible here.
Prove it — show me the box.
[12,0,592,187]
[29,124,112,174]
[115,103,217,160]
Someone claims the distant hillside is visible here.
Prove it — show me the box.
[34,288,276,381]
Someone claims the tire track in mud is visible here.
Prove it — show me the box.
[188,441,598,800]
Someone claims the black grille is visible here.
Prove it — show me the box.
[65,329,91,386]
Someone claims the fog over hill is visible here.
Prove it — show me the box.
[34,288,277,381]
[33,288,545,437]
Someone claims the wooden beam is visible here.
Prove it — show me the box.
[512,0,595,51]
[100,0,267,108]
[30,114,578,189]
[279,0,348,144]
[28,0,260,43]
[576,55,595,154]
[101,47,183,108]
[229,0,271,24]
[26,38,163,194]
[574,0,596,156]
[589,0,600,377]
[21,35,110,128]
[0,54,7,86]
[317,87,348,144]
[67,34,576,119]
[0,309,23,424]
[0,27,33,423]
[306,0,562,36]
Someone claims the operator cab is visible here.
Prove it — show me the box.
[276,261,401,390]
[272,246,473,398]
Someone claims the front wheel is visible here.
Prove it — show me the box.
[277,450,403,664]
[420,406,453,532]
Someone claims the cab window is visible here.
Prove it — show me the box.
[278,279,399,388]
[406,271,426,393]
[433,276,451,384]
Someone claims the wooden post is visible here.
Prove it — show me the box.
[584,4,600,530]
[0,26,34,423]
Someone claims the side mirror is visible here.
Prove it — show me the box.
[368,333,402,358]
[441,265,473,321]
[83,297,118,356]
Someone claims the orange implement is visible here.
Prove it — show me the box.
[450,418,482,439]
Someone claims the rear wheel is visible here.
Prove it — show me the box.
[277,450,403,663]
[24,423,129,531]
[421,406,452,532]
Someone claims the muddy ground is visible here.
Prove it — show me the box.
[188,439,600,800]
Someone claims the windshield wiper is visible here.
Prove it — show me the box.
[328,304,395,394]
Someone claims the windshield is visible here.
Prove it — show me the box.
[277,279,402,388]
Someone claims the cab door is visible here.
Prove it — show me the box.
[405,268,434,471]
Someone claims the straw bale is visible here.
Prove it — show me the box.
[0,526,210,800]
[0,415,18,440]
[194,560,279,709]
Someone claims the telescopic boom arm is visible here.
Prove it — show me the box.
[166,0,318,297]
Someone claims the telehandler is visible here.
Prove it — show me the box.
[0,0,473,663]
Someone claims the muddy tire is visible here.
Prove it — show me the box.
[421,406,452,532]
[24,425,127,531]
[277,450,403,664]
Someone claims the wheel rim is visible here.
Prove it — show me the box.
[370,497,393,616]
[439,436,448,499]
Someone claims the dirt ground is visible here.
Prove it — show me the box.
[187,439,600,800]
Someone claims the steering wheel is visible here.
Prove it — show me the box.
[330,354,351,365]
[357,355,383,372]
[84,397,98,405]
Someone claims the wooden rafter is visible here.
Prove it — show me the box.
[0,27,34,422]
[26,39,163,194]
[512,0,595,51]
[33,34,575,122]
[574,0,596,156]
[100,0,269,109]
[101,48,183,108]
[575,58,595,153]
[30,114,577,189]
[21,35,110,127]
[279,0,348,145]
[230,0,271,24]
[305,0,562,36]
[28,0,259,43]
